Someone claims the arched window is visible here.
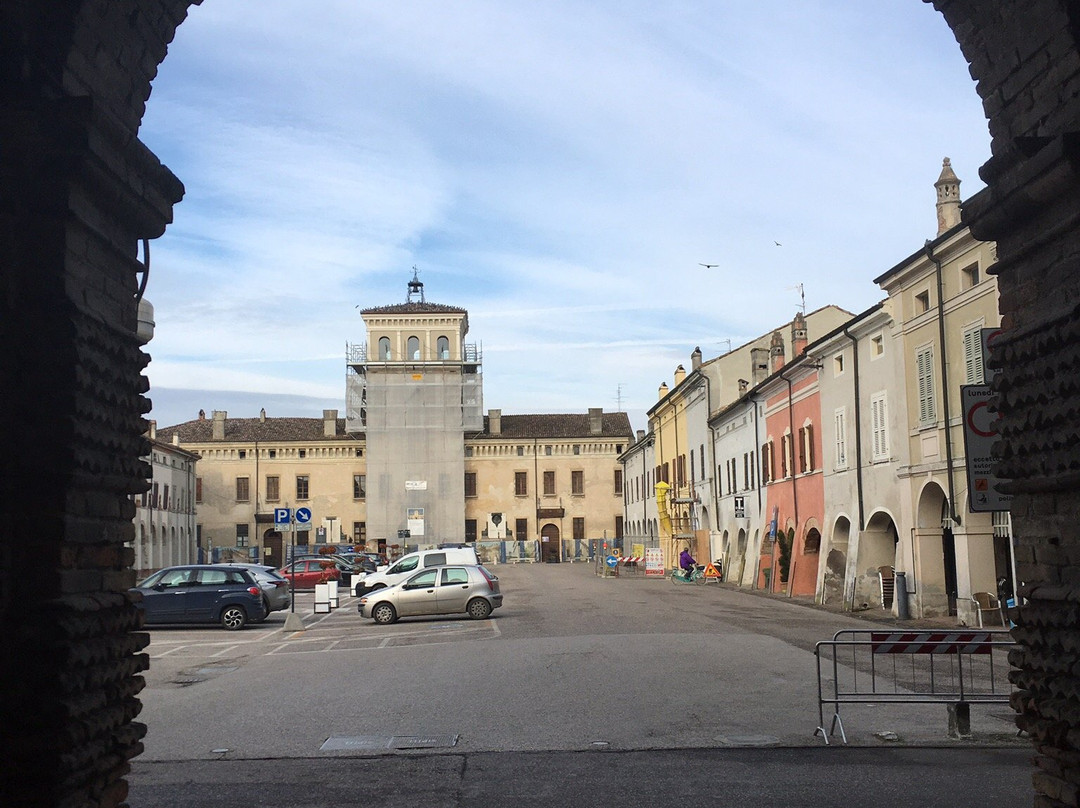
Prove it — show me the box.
[437,336,449,359]
[408,336,420,360]
[378,337,391,360]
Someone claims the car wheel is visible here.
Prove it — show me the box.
[372,602,397,625]
[466,598,492,620]
[220,605,247,630]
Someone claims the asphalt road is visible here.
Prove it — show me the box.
[127,562,1033,806]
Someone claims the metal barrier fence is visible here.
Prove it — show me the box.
[814,629,1016,744]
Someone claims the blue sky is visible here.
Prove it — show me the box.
[140,1,990,434]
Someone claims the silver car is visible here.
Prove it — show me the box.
[232,563,292,619]
[358,564,502,624]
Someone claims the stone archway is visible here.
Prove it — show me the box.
[853,511,901,612]
[914,482,955,618]
[7,3,1080,806]
[823,515,851,607]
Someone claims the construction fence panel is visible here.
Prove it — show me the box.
[814,629,1016,744]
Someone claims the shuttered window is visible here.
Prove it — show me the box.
[916,346,936,425]
[834,408,847,470]
[871,393,889,461]
[962,325,985,384]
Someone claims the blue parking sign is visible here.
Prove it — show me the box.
[274,507,291,526]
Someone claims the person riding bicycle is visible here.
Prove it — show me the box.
[679,548,697,580]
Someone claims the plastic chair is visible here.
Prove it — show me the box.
[971,592,1003,627]
[878,566,895,609]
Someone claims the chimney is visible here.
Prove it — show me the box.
[636,429,646,442]
[260,408,266,422]
[589,407,603,436]
[673,364,686,386]
[212,410,226,441]
[738,379,749,394]
[489,409,502,436]
[323,409,338,437]
[658,381,669,399]
[751,347,770,386]
[148,420,157,440]
[690,347,702,371]
[770,331,786,373]
[935,157,961,236]
[198,409,206,420]
[792,312,808,357]
[171,434,179,446]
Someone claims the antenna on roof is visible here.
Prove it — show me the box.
[615,384,625,412]
[787,282,806,315]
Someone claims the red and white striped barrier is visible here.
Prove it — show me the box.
[870,631,995,655]
[621,556,643,564]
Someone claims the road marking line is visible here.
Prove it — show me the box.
[211,645,239,657]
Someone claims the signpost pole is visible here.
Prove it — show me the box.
[279,505,305,633]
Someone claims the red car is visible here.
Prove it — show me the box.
[279,558,340,589]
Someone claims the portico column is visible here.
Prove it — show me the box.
[966,133,1080,808]
[0,94,183,807]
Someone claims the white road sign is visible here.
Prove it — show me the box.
[960,384,1012,512]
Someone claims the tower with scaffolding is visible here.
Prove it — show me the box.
[346,271,483,546]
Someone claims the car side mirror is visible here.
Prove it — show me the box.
[153,583,167,591]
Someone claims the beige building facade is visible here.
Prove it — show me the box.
[131,431,200,577]
[155,278,632,570]
[873,173,1005,621]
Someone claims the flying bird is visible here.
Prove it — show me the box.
[774,241,782,246]
[699,263,720,269]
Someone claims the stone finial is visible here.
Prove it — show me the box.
[935,157,962,236]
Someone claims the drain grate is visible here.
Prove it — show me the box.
[320,736,392,751]
[715,735,781,747]
[390,735,459,749]
[320,734,459,752]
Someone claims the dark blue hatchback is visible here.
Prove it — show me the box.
[131,564,268,630]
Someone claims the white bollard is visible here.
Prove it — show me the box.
[327,579,339,609]
[314,583,331,614]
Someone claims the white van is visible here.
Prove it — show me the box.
[351,547,479,596]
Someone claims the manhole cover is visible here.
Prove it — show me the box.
[196,666,238,675]
[716,735,780,747]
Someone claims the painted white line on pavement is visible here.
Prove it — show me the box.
[210,645,239,657]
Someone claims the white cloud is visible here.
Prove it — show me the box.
[142,1,991,433]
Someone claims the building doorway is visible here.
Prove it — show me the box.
[263,530,284,568]
[540,523,561,563]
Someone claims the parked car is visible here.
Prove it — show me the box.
[130,564,267,630]
[231,563,291,618]
[338,552,383,573]
[351,546,479,596]
[357,564,503,624]
[280,558,341,589]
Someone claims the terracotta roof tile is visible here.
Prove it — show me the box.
[156,417,361,443]
[475,412,634,440]
[360,302,466,315]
